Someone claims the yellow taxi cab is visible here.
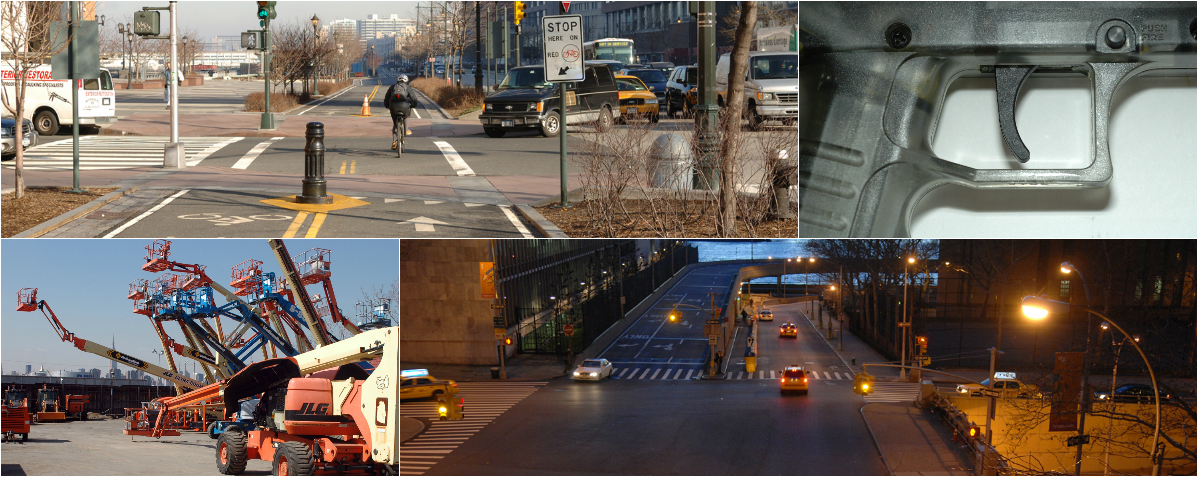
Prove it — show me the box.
[779,322,798,338]
[400,368,459,400]
[614,75,660,123]
[779,365,809,394]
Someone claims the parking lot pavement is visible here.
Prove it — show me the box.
[0,417,272,475]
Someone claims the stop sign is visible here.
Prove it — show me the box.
[563,325,574,336]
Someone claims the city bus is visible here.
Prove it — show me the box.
[583,38,636,67]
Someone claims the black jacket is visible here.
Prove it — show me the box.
[384,83,417,113]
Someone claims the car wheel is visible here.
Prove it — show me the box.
[651,112,660,124]
[484,127,506,138]
[33,110,59,136]
[746,102,763,130]
[595,106,613,132]
[540,112,561,137]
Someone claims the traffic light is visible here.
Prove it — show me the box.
[514,1,526,25]
[504,337,513,346]
[968,423,980,439]
[256,1,277,28]
[437,393,463,420]
[668,308,682,323]
[917,336,928,356]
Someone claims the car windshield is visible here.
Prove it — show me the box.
[629,70,666,83]
[749,55,799,80]
[500,67,551,90]
[784,369,805,378]
[581,360,602,368]
[616,78,646,91]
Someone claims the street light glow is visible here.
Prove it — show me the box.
[1060,261,1075,274]
[1022,305,1049,320]
[907,257,915,263]
[1020,296,1069,320]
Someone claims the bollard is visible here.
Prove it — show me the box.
[297,122,332,204]
[851,357,856,365]
[649,133,693,189]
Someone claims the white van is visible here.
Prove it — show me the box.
[1,64,116,136]
[715,52,798,128]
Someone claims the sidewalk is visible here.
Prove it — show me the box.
[793,300,974,476]
[405,354,569,383]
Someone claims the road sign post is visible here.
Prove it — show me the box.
[542,14,583,208]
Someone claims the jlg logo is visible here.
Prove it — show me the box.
[299,403,330,415]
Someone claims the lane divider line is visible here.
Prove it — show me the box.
[432,141,475,176]
[339,161,347,175]
[499,205,534,238]
[284,211,309,238]
[304,213,327,238]
[231,137,283,170]
[297,84,356,115]
[350,160,356,174]
[103,189,190,238]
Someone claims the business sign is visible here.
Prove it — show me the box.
[541,15,583,82]
[480,262,495,299]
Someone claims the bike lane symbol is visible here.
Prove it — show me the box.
[178,213,293,226]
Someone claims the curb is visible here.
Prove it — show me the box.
[515,204,568,238]
[400,416,426,443]
[860,404,896,475]
[532,187,586,208]
[10,185,138,238]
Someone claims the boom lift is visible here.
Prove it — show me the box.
[1,387,30,442]
[17,288,207,391]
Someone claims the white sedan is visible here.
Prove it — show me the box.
[572,358,614,381]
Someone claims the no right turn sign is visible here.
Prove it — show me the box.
[542,14,584,82]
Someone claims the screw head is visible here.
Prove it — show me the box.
[886,23,912,49]
[1105,26,1127,49]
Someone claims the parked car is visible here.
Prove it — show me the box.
[614,75,659,123]
[956,378,1041,398]
[572,358,614,381]
[1096,384,1172,403]
[715,51,799,128]
[664,65,698,118]
[780,365,810,394]
[1,117,38,156]
[642,62,675,77]
[400,369,459,400]
[479,61,619,137]
[620,68,668,103]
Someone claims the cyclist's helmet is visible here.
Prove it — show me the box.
[398,75,410,84]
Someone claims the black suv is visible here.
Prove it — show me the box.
[664,65,698,118]
[479,61,619,137]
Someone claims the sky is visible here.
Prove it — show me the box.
[0,239,397,376]
[95,0,424,42]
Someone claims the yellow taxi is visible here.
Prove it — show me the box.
[779,365,809,394]
[614,75,660,123]
[779,322,798,338]
[400,369,459,400]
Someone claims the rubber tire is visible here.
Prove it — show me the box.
[746,102,763,130]
[33,110,59,136]
[215,429,249,475]
[651,113,660,124]
[540,113,561,137]
[666,96,677,118]
[20,432,27,442]
[272,441,315,476]
[595,107,613,132]
[207,422,220,440]
[484,127,506,138]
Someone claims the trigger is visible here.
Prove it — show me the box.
[994,65,1037,163]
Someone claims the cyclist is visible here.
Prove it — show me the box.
[384,75,417,150]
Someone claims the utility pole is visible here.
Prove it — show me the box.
[692,1,719,189]
[474,1,482,94]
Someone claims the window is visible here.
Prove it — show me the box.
[1153,276,1162,301]
[1059,280,1070,299]
[582,66,599,87]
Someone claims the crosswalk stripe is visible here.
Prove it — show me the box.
[686,369,695,379]
[673,369,683,380]
[402,382,544,475]
[824,372,831,380]
[649,368,662,379]
[4,136,242,170]
[616,368,628,378]
[770,370,776,379]
[638,369,650,379]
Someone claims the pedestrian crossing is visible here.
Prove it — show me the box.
[606,367,858,382]
[3,136,241,170]
[864,382,922,404]
[399,382,545,476]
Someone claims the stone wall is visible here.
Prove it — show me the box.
[400,240,498,365]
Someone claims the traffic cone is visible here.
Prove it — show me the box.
[360,94,371,116]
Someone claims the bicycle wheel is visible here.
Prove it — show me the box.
[393,122,401,158]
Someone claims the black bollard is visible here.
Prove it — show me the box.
[297,122,332,204]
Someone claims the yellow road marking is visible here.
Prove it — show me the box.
[339,161,346,174]
[350,160,356,174]
[261,193,370,213]
[305,213,327,238]
[284,212,309,238]
[368,85,380,101]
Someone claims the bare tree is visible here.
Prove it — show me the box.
[719,2,799,49]
[716,2,756,236]
[1,1,70,198]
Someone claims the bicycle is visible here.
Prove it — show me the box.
[392,113,407,158]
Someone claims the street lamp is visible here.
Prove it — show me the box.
[311,14,320,96]
[1022,296,1162,475]
[370,45,375,77]
[1058,261,1098,476]
[125,31,136,86]
[1099,322,1141,475]
[900,256,915,379]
